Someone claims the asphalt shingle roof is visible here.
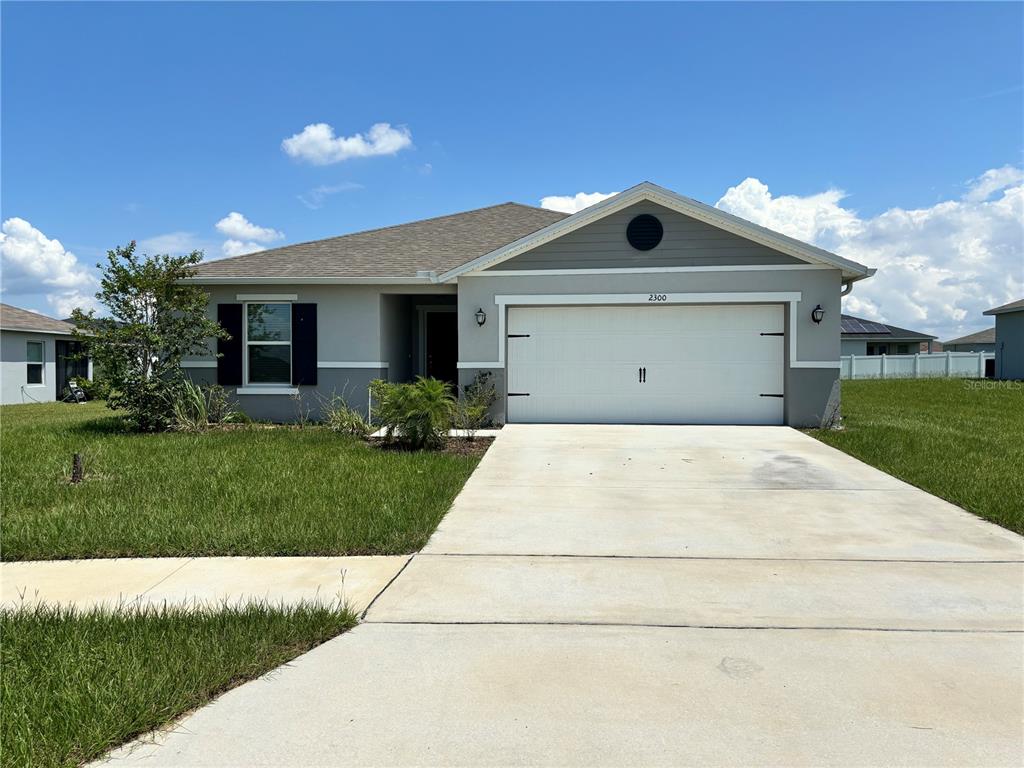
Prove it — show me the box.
[944,327,995,345]
[840,314,935,340]
[983,298,1024,315]
[0,304,76,334]
[191,203,569,280]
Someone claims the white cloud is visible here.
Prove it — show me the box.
[540,191,618,214]
[715,170,1024,341]
[215,212,284,243]
[48,289,98,319]
[213,212,283,258]
[0,217,100,315]
[138,231,209,256]
[221,239,269,258]
[963,165,1024,202]
[297,182,362,210]
[282,122,412,165]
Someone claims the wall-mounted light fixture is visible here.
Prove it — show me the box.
[811,304,825,324]
[475,308,487,326]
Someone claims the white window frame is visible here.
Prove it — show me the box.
[25,340,45,386]
[243,302,293,387]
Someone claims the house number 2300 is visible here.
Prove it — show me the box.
[648,293,668,302]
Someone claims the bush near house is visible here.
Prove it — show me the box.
[810,378,1024,534]
[370,376,456,449]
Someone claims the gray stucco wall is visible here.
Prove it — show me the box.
[1,330,60,405]
[183,283,455,420]
[946,342,996,353]
[457,267,844,428]
[994,311,1024,380]
[840,339,868,356]
[494,201,803,270]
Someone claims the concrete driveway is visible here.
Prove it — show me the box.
[106,425,1023,767]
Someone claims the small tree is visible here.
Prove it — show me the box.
[71,241,226,431]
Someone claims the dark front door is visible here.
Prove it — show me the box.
[425,311,457,386]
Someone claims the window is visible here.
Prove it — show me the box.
[245,303,291,384]
[26,341,44,385]
[896,344,909,354]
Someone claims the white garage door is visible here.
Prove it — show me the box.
[506,304,785,424]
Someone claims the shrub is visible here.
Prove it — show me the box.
[70,241,227,432]
[370,376,454,450]
[453,371,497,438]
[168,380,236,433]
[319,393,371,438]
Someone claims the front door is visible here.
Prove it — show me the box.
[425,311,458,386]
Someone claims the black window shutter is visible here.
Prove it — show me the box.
[217,304,243,386]
[292,303,317,386]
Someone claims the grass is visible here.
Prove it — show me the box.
[1,401,483,560]
[809,378,1024,534]
[0,601,357,768]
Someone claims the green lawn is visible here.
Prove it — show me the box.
[0,602,356,768]
[809,378,1024,534]
[1,401,482,560]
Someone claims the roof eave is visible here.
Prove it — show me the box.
[181,276,442,285]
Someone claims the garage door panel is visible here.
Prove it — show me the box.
[507,304,784,425]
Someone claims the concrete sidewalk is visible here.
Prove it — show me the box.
[0,555,407,612]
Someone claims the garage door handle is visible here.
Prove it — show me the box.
[508,392,530,397]
[760,332,784,337]
[759,393,784,398]
[638,367,647,383]
[507,334,531,338]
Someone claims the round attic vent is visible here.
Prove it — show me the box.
[626,214,663,251]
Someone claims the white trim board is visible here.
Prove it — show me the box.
[182,360,217,368]
[0,328,74,336]
[318,361,389,369]
[182,277,446,285]
[236,293,298,301]
[476,264,832,277]
[439,182,874,283]
[235,387,298,396]
[493,292,803,307]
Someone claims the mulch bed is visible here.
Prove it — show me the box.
[370,436,494,457]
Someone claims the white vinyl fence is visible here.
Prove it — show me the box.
[840,351,993,380]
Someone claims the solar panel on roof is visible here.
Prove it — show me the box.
[840,315,891,335]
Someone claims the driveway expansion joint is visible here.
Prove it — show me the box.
[420,552,1024,564]
[360,554,416,620]
[361,619,1024,634]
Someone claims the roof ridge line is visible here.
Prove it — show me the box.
[201,202,560,268]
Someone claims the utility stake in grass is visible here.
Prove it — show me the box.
[70,453,84,484]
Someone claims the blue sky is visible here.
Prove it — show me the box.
[2,2,1022,339]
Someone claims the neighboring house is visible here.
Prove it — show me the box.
[181,182,875,427]
[983,298,1024,380]
[0,304,90,405]
[943,327,996,353]
[840,315,937,356]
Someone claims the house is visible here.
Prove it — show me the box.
[983,298,1024,380]
[840,315,937,356]
[943,327,996,353]
[0,304,90,405]
[181,182,875,427]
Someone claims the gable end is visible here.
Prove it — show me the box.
[485,202,804,272]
